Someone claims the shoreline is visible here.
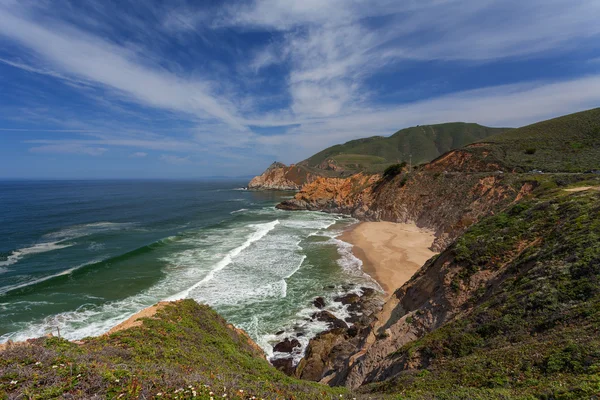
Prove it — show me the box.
[339,221,437,296]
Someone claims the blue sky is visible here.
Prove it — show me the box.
[0,0,599,179]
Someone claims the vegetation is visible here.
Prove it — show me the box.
[361,189,600,399]
[0,300,348,399]
[383,162,407,179]
[301,123,509,174]
[474,108,600,172]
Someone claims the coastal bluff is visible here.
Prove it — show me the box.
[247,161,318,190]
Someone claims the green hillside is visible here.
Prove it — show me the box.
[301,122,509,173]
[473,108,600,172]
[0,300,347,399]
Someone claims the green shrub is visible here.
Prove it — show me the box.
[524,148,537,155]
[383,162,406,178]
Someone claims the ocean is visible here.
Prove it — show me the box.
[0,180,377,362]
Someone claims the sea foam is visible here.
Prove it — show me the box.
[0,242,73,267]
[167,219,281,301]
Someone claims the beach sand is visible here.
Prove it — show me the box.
[340,222,437,295]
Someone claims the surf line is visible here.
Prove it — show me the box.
[166,219,280,301]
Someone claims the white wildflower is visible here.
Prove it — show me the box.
[10,380,17,385]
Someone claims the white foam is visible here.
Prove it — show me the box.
[167,220,280,301]
[0,267,7,274]
[0,259,103,296]
[42,221,136,241]
[281,254,306,298]
[230,208,248,214]
[0,211,373,356]
[0,295,155,343]
[0,242,74,267]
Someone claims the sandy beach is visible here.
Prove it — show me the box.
[340,222,437,295]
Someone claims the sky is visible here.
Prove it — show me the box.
[0,0,599,179]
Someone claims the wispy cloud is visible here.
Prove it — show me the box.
[29,143,107,156]
[0,5,246,130]
[1,0,600,175]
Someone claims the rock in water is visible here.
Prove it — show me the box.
[311,311,349,329]
[313,297,326,309]
[273,338,301,353]
[334,293,360,305]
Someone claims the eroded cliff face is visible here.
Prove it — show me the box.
[273,151,539,387]
[278,149,534,251]
[248,162,301,190]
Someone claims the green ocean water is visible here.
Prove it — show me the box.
[0,180,378,361]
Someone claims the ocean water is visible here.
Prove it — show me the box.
[0,180,378,361]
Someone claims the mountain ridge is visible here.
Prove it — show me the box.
[249,122,509,190]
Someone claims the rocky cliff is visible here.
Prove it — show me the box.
[247,161,320,190]
[278,148,533,251]
[291,187,600,397]
[272,110,600,398]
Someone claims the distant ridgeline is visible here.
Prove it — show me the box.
[248,122,509,190]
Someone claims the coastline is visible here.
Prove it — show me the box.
[339,221,437,295]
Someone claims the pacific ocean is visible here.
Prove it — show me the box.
[0,180,378,361]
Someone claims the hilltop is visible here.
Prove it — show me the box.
[249,122,508,190]
[469,107,600,173]
[300,122,509,173]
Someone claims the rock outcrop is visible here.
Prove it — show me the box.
[248,162,319,190]
[277,149,535,251]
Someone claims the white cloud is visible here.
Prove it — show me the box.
[246,75,600,162]
[0,5,246,130]
[2,0,600,173]
[129,152,147,158]
[29,143,107,156]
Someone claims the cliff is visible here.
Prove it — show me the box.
[247,161,320,190]
[338,187,600,398]
[278,149,533,251]
[273,109,600,398]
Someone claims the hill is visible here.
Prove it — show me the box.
[467,108,600,173]
[0,300,348,399]
[249,122,508,190]
[299,122,509,174]
[275,108,600,398]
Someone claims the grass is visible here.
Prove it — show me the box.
[473,108,600,172]
[300,123,508,173]
[0,300,349,399]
